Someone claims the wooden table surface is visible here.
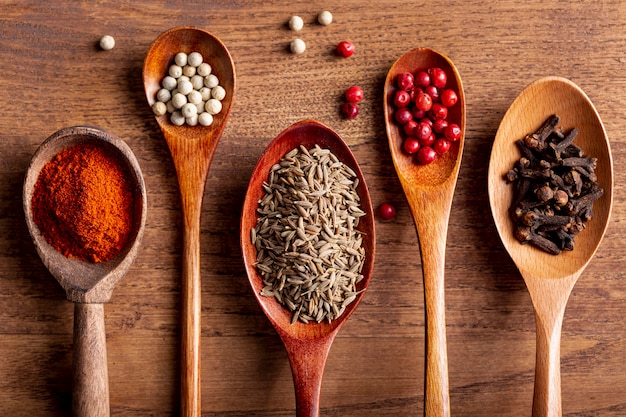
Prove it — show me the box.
[1,1,624,416]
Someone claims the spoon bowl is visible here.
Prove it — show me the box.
[488,76,613,416]
[241,120,375,417]
[143,26,236,417]
[384,48,465,417]
[23,125,147,417]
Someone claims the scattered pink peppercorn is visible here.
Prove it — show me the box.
[345,85,364,103]
[336,41,355,57]
[378,203,397,220]
[341,102,359,119]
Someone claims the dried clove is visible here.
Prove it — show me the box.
[505,114,603,254]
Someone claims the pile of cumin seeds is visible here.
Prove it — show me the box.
[251,144,367,324]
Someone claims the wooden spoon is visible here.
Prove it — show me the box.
[23,126,147,417]
[383,48,465,417]
[143,27,236,417]
[488,76,613,416]
[240,120,376,417]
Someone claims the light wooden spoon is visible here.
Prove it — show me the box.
[488,76,613,416]
[384,48,465,417]
[240,120,376,417]
[23,126,147,417]
[143,27,236,417]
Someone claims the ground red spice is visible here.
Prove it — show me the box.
[31,142,134,263]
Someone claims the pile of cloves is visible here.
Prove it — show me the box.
[504,114,603,255]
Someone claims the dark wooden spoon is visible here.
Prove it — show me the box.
[383,48,465,417]
[23,126,147,417]
[143,26,236,417]
[240,120,376,417]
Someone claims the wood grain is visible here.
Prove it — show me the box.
[1,1,626,416]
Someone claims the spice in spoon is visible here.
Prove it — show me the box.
[31,142,135,263]
[504,114,603,255]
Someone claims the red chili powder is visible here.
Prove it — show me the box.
[31,142,135,263]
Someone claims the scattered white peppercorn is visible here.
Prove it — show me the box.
[290,38,306,54]
[318,10,333,26]
[99,35,115,50]
[152,50,227,127]
[289,15,304,31]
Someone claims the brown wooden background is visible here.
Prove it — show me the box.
[1,1,624,416]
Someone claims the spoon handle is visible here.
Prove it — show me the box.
[283,336,334,417]
[407,188,453,417]
[532,308,564,417]
[72,302,109,417]
[178,175,206,417]
[181,220,202,417]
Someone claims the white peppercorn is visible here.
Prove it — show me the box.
[190,75,204,90]
[162,76,177,90]
[177,79,193,95]
[211,85,226,101]
[156,88,172,103]
[171,111,185,126]
[199,87,212,101]
[197,63,211,76]
[187,89,202,105]
[181,103,198,118]
[290,38,306,54]
[186,115,198,126]
[204,74,219,88]
[175,52,188,66]
[99,35,115,50]
[187,52,203,67]
[171,92,187,109]
[317,10,333,26]
[182,65,196,77]
[205,98,222,115]
[153,50,227,127]
[166,100,176,114]
[169,64,182,78]
[198,112,213,127]
[289,16,304,31]
[152,101,167,116]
